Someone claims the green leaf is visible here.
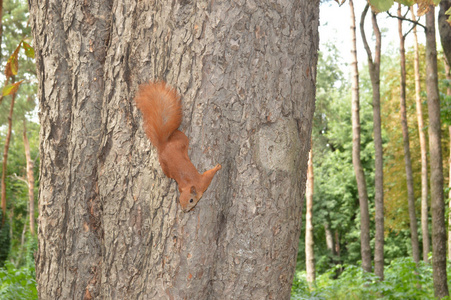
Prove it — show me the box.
[21,41,35,59]
[5,43,21,77]
[2,80,24,96]
[397,0,415,6]
[2,83,16,96]
[369,0,394,12]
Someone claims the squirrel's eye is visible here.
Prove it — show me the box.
[189,199,194,203]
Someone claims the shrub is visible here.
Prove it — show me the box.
[292,257,439,300]
[0,261,37,300]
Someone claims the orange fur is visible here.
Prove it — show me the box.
[135,81,221,212]
[134,81,182,150]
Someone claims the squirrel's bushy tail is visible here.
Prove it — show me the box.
[135,81,182,149]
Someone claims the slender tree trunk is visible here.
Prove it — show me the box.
[334,231,340,257]
[448,123,451,260]
[445,59,451,260]
[0,0,3,62]
[305,146,315,284]
[411,6,430,263]
[324,223,334,254]
[349,0,372,273]
[426,6,449,298]
[23,119,35,236]
[1,92,15,222]
[29,1,319,299]
[17,213,27,265]
[439,0,451,65]
[398,4,420,264]
[361,4,384,280]
[449,124,451,260]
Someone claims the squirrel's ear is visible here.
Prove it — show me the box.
[190,186,196,194]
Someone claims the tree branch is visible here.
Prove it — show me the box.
[372,10,382,68]
[360,4,373,64]
[10,173,29,187]
[386,10,426,30]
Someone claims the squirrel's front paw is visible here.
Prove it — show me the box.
[215,164,222,170]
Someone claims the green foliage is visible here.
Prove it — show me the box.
[0,216,10,268]
[368,0,440,13]
[0,261,37,300]
[0,0,39,272]
[298,29,449,280]
[0,120,39,267]
[0,230,37,299]
[298,43,379,274]
[2,0,32,56]
[439,65,451,126]
[380,45,425,234]
[292,257,436,299]
[297,3,451,299]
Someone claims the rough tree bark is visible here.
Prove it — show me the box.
[411,6,430,263]
[349,0,371,273]
[29,1,319,299]
[397,4,420,265]
[305,145,315,284]
[22,119,35,236]
[425,5,449,298]
[360,4,384,280]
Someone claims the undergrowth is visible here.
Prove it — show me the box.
[292,257,450,300]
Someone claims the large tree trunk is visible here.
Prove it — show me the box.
[411,6,430,263]
[349,0,371,273]
[30,1,319,299]
[398,4,420,265]
[305,146,315,284]
[361,4,384,280]
[426,6,449,298]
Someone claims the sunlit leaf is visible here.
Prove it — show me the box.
[446,6,451,25]
[22,41,35,59]
[2,80,24,96]
[416,0,441,16]
[5,43,21,77]
[369,0,394,12]
[397,0,416,6]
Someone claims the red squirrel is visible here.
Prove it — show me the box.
[134,81,221,212]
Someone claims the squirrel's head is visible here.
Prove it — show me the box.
[179,185,202,212]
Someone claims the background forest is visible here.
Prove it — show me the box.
[0,0,450,299]
[0,0,38,298]
[293,0,451,299]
